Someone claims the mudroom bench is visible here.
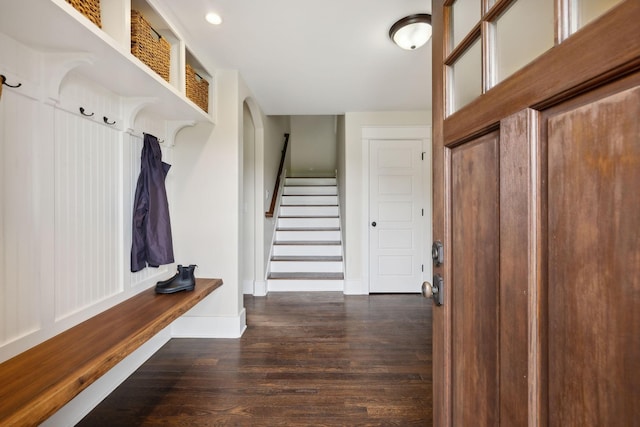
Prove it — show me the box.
[0,278,222,426]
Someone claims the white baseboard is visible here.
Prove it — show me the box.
[171,309,247,338]
[242,279,254,295]
[41,326,172,427]
[267,279,344,292]
[253,280,267,296]
[343,279,368,295]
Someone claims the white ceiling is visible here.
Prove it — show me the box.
[153,0,432,115]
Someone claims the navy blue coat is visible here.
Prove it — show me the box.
[130,133,174,272]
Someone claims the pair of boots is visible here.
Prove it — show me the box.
[155,264,197,294]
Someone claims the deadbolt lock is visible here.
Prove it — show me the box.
[432,241,444,266]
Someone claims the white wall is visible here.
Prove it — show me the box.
[342,111,431,294]
[170,70,245,337]
[336,115,346,248]
[241,102,256,296]
[240,101,290,296]
[261,115,290,278]
[290,115,337,176]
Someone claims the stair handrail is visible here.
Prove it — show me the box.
[266,133,290,218]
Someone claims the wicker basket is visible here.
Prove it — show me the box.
[66,0,101,28]
[185,64,209,112]
[131,10,170,82]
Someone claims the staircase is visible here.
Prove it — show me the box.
[267,177,344,292]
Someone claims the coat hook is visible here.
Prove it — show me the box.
[0,74,22,88]
[79,107,94,117]
[103,116,116,125]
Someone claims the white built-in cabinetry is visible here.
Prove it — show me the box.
[2,0,214,125]
[0,0,212,362]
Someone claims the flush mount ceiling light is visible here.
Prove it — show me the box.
[389,14,432,50]
[205,12,222,25]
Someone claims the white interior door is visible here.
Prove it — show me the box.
[369,138,424,293]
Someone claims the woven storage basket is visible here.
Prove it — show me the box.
[131,10,170,82]
[66,0,101,28]
[185,64,209,112]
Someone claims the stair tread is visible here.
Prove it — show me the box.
[286,176,336,179]
[274,240,341,246]
[280,204,338,208]
[277,227,340,232]
[282,193,338,197]
[271,256,343,262]
[278,215,339,219]
[268,272,345,280]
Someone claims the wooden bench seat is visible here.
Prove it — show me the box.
[0,278,222,426]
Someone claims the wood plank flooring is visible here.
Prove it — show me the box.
[78,292,432,426]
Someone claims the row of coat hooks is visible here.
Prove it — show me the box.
[0,77,165,144]
[79,107,116,125]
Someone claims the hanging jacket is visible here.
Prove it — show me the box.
[131,133,175,272]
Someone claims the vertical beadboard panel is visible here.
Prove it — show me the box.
[54,110,122,320]
[0,88,43,345]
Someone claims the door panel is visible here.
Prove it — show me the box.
[370,139,423,293]
[546,84,640,425]
[450,131,500,426]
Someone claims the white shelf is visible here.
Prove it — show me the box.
[0,0,213,124]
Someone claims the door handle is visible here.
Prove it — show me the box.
[371,221,377,227]
[422,275,444,306]
[422,281,433,299]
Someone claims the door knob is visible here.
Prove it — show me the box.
[371,221,377,227]
[422,275,444,306]
[422,281,433,299]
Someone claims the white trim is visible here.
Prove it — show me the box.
[343,279,367,295]
[171,309,247,338]
[41,326,172,427]
[362,126,430,140]
[243,278,254,295]
[253,280,268,296]
[267,279,344,292]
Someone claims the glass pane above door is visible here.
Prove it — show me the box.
[451,0,481,49]
[492,0,554,86]
[569,0,623,34]
[448,37,482,115]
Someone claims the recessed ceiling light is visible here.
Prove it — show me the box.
[205,12,222,25]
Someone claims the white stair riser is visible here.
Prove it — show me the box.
[278,217,339,229]
[270,261,343,273]
[285,178,337,186]
[272,245,342,256]
[281,195,338,206]
[283,186,337,196]
[276,230,341,241]
[279,206,339,217]
[267,279,344,292]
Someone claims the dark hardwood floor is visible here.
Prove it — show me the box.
[78,292,432,426]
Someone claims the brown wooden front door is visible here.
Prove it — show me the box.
[431,1,640,425]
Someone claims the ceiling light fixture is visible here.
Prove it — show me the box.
[205,12,222,25]
[389,14,432,50]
